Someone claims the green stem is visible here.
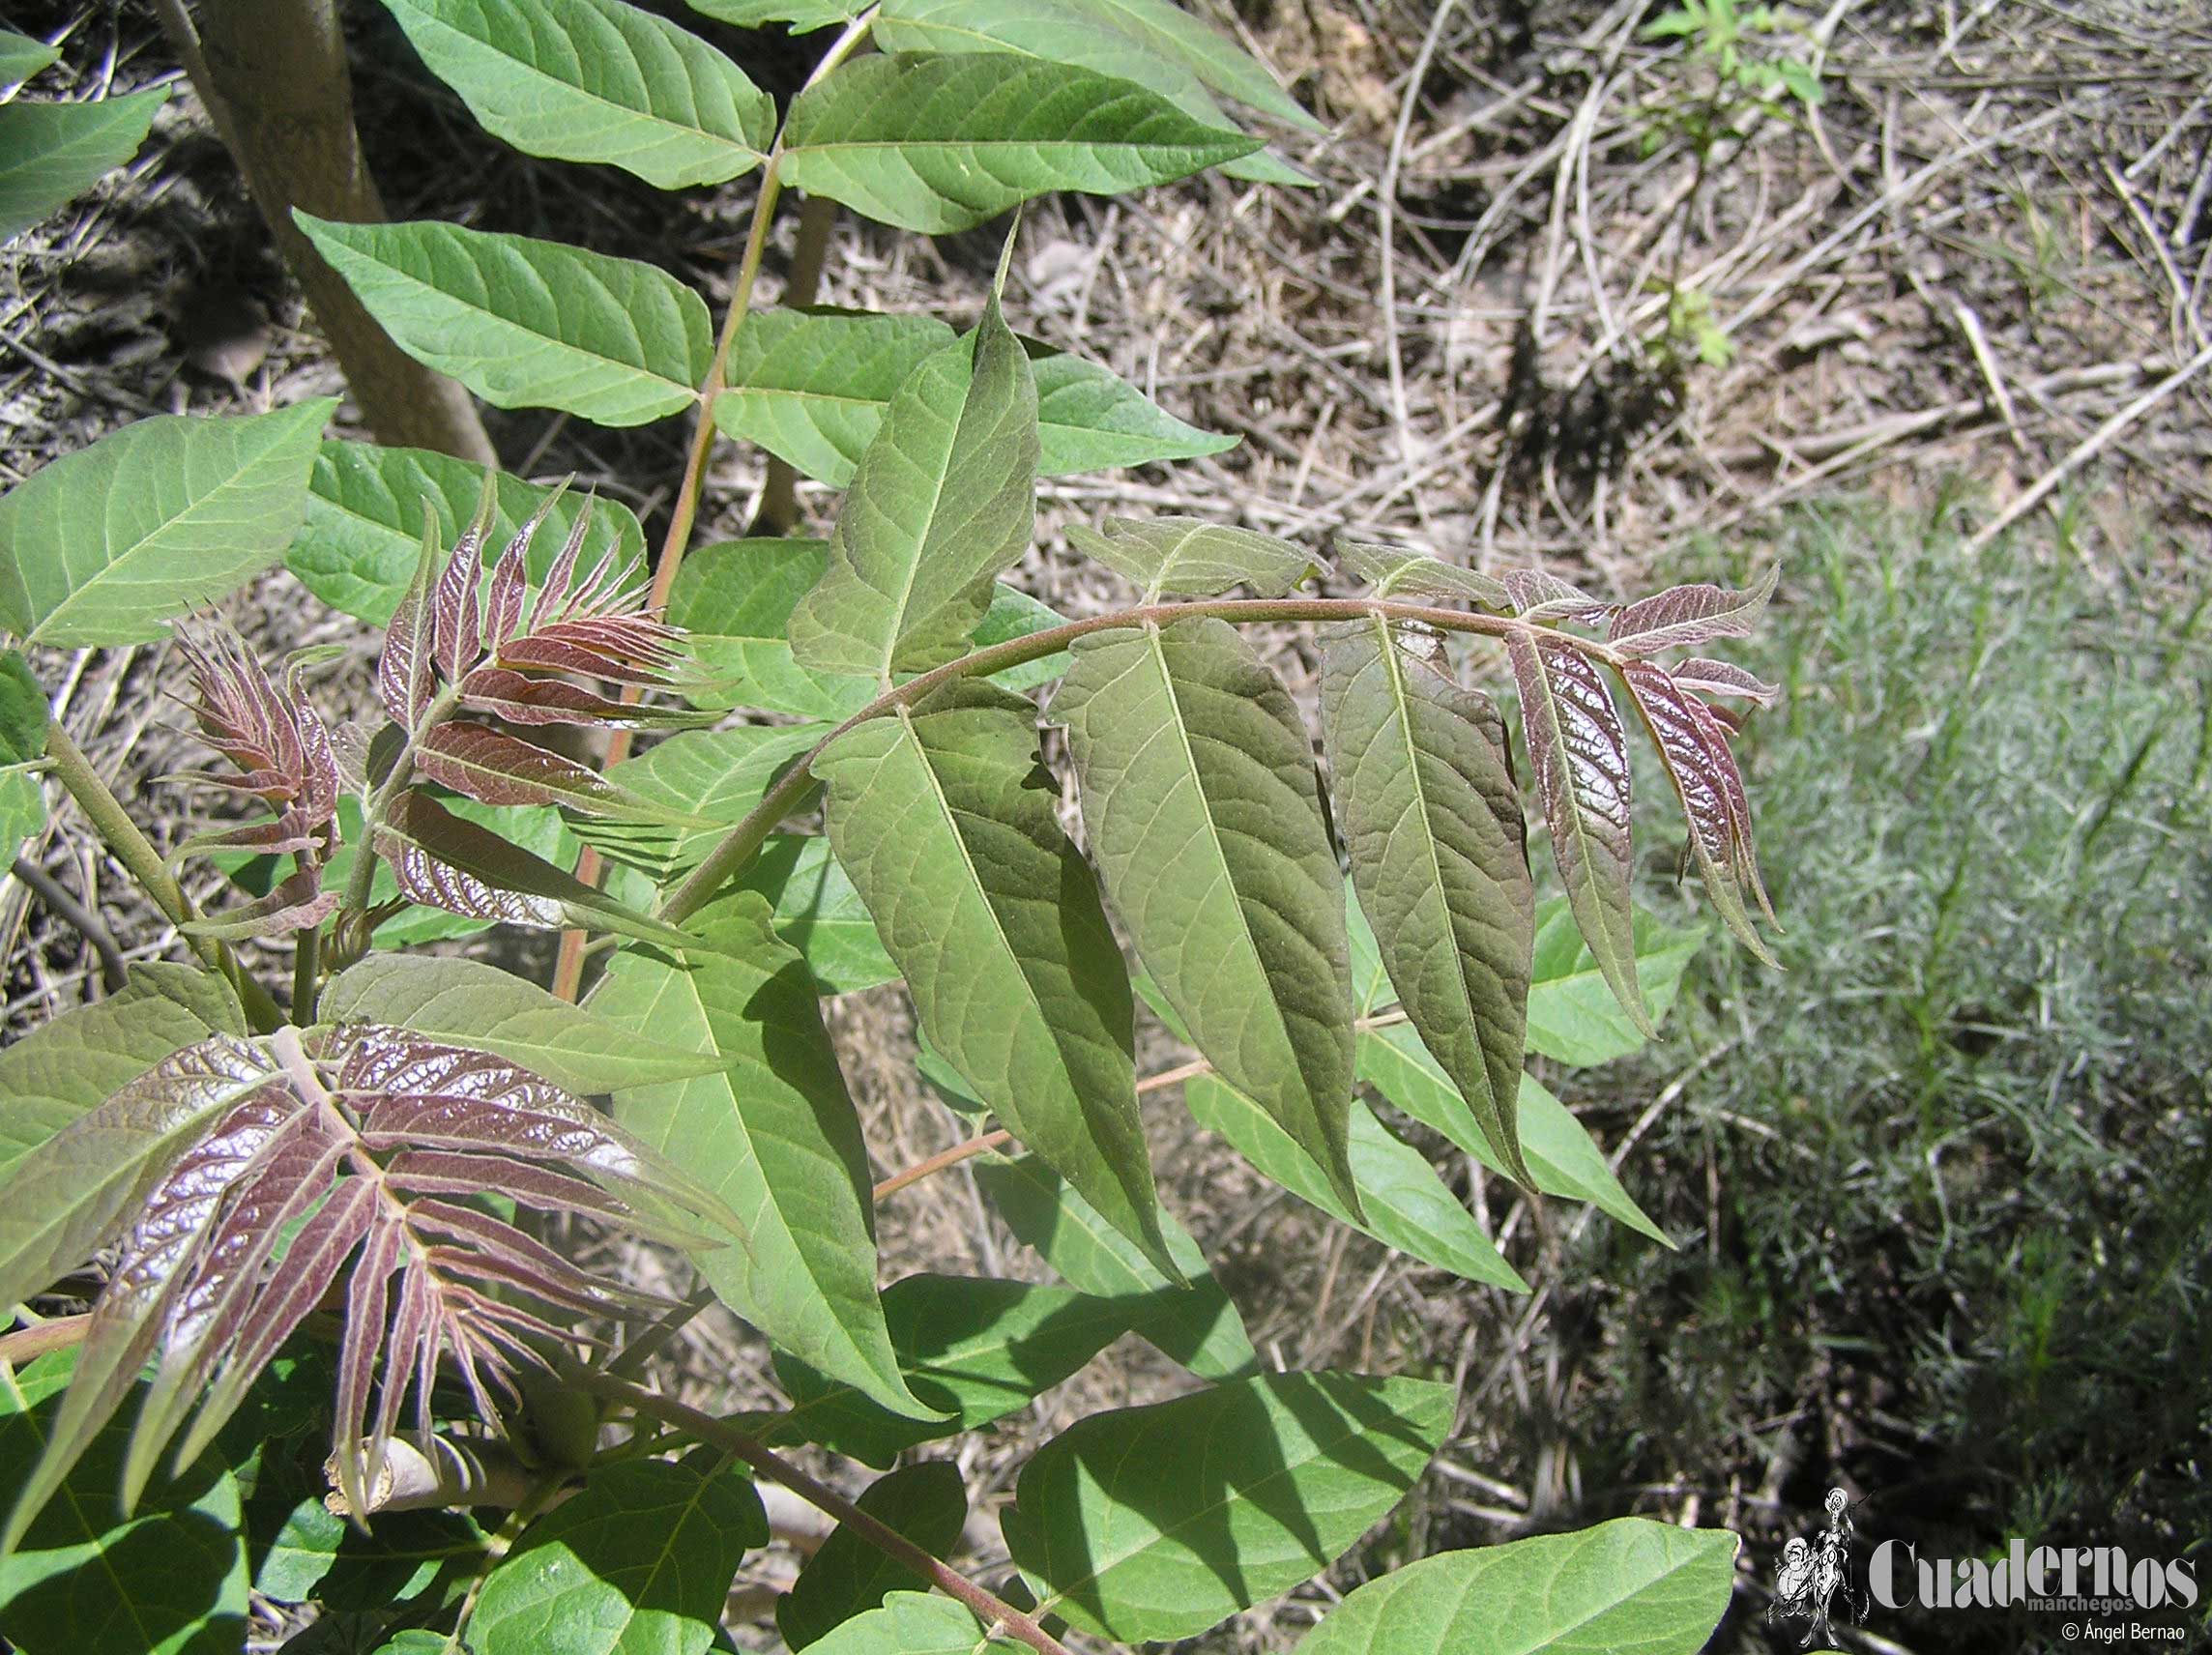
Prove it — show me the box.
[660,596,1607,923]
[339,684,460,927]
[292,920,320,1023]
[44,721,284,1031]
[574,1368,1075,1655]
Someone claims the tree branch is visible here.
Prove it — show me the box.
[574,1368,1075,1655]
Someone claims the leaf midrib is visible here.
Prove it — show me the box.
[398,1,766,163]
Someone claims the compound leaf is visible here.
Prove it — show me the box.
[1003,1371,1455,1642]
[379,0,771,189]
[471,1457,767,1655]
[1056,618,1359,1211]
[321,953,723,1093]
[594,892,936,1422]
[1294,1517,1737,1654]
[815,682,1171,1274]
[295,440,641,625]
[0,402,333,647]
[777,1462,967,1649]
[789,296,1037,681]
[972,1153,1255,1380]
[1608,566,1776,658]
[0,88,167,242]
[780,53,1259,234]
[297,215,711,426]
[1184,1072,1525,1290]
[1322,618,1533,1185]
[1507,632,1645,1033]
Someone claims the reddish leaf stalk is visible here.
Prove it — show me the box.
[660,598,1621,925]
[576,1368,1076,1655]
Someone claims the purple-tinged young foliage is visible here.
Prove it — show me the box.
[0,1024,744,1551]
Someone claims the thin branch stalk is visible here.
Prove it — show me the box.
[44,722,284,1030]
[576,1369,1076,1655]
[661,597,1608,924]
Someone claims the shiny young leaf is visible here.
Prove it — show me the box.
[1056,618,1361,1213]
[413,721,710,827]
[1322,618,1534,1184]
[1619,659,1778,961]
[1608,565,1777,657]
[1335,539,1510,608]
[375,789,696,949]
[789,294,1039,682]
[1507,631,1647,1034]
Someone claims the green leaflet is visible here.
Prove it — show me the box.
[1056,619,1360,1212]
[0,88,167,242]
[734,835,899,996]
[0,402,334,647]
[379,0,771,189]
[1004,1371,1455,1642]
[0,29,61,88]
[777,1462,967,1649]
[594,893,936,1422]
[0,1042,276,1318]
[1184,1072,1526,1290]
[1334,538,1510,608]
[713,308,1234,486]
[1321,618,1535,1185]
[0,1352,250,1655]
[768,1274,1148,1466]
[675,537,1068,717]
[294,440,642,625]
[470,1458,767,1655]
[1066,515,1318,600]
[1,650,49,865]
[1524,899,1705,1066]
[319,954,724,1093]
[814,682,1173,1275]
[0,965,245,1181]
[1294,1518,1739,1654]
[972,1153,1256,1380]
[1046,0,1322,131]
[568,723,824,882]
[801,1592,989,1655]
[780,53,1260,235]
[788,294,1037,682]
[1356,1031,1670,1246]
[871,0,1304,185]
[297,215,712,426]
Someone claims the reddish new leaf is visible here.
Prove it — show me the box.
[1620,660,1778,962]
[183,868,342,943]
[1608,566,1777,657]
[1508,631,1646,1033]
[1671,657,1780,704]
[1502,567,1613,625]
[414,721,708,825]
[429,475,497,684]
[457,665,711,731]
[380,508,443,729]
